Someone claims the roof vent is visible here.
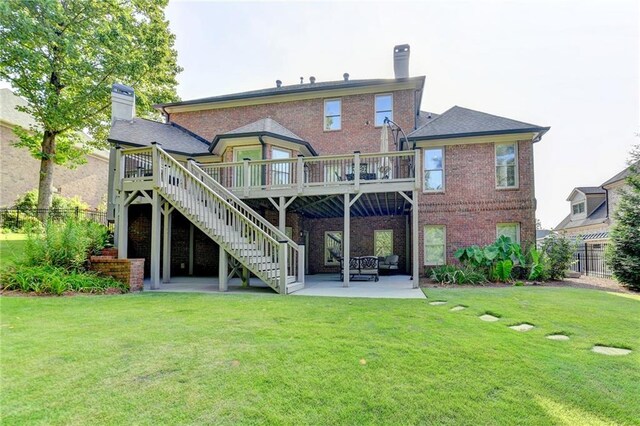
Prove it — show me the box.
[309,76,316,84]
[276,80,282,88]
[393,44,410,79]
[343,73,349,81]
[300,76,304,84]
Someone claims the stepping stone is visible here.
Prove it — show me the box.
[479,314,500,322]
[592,346,632,356]
[509,323,534,332]
[546,334,570,341]
[429,301,447,306]
[450,306,466,312]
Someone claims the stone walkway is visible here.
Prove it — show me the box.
[429,298,633,356]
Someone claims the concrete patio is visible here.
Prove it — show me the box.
[145,274,425,299]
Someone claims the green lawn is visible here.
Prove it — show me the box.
[1,288,639,425]
[0,234,27,267]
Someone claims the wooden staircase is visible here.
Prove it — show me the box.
[154,146,304,294]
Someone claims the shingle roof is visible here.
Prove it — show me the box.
[576,186,606,195]
[156,77,425,109]
[108,118,210,155]
[601,161,639,187]
[416,110,440,128]
[223,118,303,141]
[407,106,549,140]
[555,199,608,231]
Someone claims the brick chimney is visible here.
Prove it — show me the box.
[393,44,410,79]
[111,83,135,123]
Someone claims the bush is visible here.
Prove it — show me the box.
[607,147,640,290]
[24,219,109,272]
[454,236,527,282]
[1,190,91,231]
[428,265,488,285]
[0,264,127,295]
[540,234,575,280]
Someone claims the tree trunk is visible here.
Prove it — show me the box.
[37,131,57,221]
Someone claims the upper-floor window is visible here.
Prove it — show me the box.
[375,94,393,126]
[424,147,444,192]
[496,223,520,243]
[495,142,518,188]
[324,99,341,131]
[572,202,585,215]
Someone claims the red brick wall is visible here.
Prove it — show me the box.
[89,255,145,292]
[170,89,417,156]
[417,139,536,270]
[305,215,407,274]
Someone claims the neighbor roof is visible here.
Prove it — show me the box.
[210,118,318,156]
[555,199,608,231]
[108,118,210,156]
[601,161,639,187]
[0,88,37,129]
[576,186,606,195]
[407,106,549,141]
[155,77,425,110]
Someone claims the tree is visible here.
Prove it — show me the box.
[0,0,181,219]
[607,146,640,290]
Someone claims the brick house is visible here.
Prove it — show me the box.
[108,45,549,293]
[0,89,109,208]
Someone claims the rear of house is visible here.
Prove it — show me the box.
[107,45,549,293]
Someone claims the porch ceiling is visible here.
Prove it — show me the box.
[246,192,412,219]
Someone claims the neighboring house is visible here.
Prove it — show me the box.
[555,161,637,243]
[0,89,109,208]
[107,44,549,293]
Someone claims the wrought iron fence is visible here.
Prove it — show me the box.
[570,243,612,279]
[0,207,112,231]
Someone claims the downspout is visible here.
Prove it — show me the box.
[259,135,267,186]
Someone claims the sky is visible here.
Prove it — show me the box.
[165,0,639,229]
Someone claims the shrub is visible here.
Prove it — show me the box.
[0,264,126,295]
[541,234,575,281]
[606,147,640,290]
[454,236,527,282]
[24,219,109,272]
[428,265,487,285]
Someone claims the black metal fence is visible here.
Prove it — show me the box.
[570,243,612,279]
[0,207,112,230]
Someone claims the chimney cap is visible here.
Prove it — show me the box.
[300,76,304,84]
[394,44,410,53]
[276,79,282,88]
[112,83,134,96]
[343,73,349,81]
[309,76,316,84]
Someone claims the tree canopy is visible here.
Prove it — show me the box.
[0,0,181,213]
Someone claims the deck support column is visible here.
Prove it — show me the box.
[162,203,173,283]
[150,191,162,290]
[279,196,286,233]
[241,266,250,287]
[412,189,420,288]
[343,193,350,287]
[219,248,228,291]
[188,223,194,276]
[117,194,128,259]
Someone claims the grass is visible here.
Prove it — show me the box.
[0,233,27,267]
[1,287,638,425]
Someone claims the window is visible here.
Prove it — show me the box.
[233,146,262,187]
[495,142,518,188]
[572,202,585,215]
[324,231,342,266]
[271,147,291,186]
[375,94,393,126]
[496,223,520,243]
[424,225,446,265]
[324,99,341,131]
[424,147,444,191]
[374,230,393,257]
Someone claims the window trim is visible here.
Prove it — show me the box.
[323,98,342,132]
[374,93,393,127]
[496,222,520,244]
[374,229,393,257]
[423,225,447,266]
[271,147,291,186]
[495,142,519,189]
[572,201,586,215]
[423,146,445,193]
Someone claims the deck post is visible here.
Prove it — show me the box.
[219,248,228,291]
[150,191,162,290]
[278,240,288,294]
[343,193,350,287]
[162,203,172,283]
[412,190,420,288]
[297,244,305,284]
[297,155,304,194]
[188,223,194,275]
[278,196,286,233]
[243,158,250,197]
[353,151,361,192]
[117,194,128,259]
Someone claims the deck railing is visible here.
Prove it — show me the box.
[198,150,417,195]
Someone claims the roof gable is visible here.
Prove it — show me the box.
[408,106,549,140]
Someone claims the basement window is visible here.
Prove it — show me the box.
[496,223,520,243]
[324,99,341,131]
[424,225,446,266]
